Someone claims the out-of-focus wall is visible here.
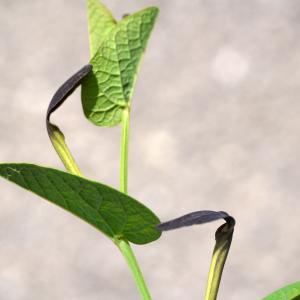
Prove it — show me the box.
[0,1,299,299]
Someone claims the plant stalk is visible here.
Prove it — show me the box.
[204,224,234,300]
[115,238,152,300]
[120,106,130,194]
[119,106,152,300]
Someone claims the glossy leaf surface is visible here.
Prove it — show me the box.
[0,164,161,245]
[262,282,300,300]
[81,7,159,127]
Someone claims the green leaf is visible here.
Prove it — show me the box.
[81,7,159,127]
[86,0,116,58]
[262,281,300,300]
[0,163,161,245]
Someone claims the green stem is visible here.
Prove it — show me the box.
[49,107,151,300]
[204,224,234,300]
[120,106,130,194]
[119,106,152,300]
[115,238,152,300]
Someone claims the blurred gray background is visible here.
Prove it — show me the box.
[0,0,300,299]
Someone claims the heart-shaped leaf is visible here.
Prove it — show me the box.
[81,6,159,127]
[262,281,300,300]
[86,0,116,58]
[0,164,161,245]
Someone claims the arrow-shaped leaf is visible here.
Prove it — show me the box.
[86,0,116,58]
[262,281,300,300]
[81,6,159,127]
[0,164,161,245]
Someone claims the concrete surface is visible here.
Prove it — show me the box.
[0,0,300,299]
